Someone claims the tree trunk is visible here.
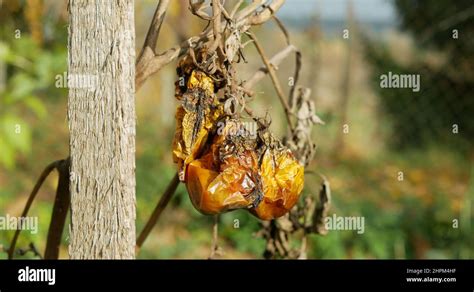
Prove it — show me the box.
[67,0,136,259]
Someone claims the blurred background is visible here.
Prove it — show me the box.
[0,0,472,259]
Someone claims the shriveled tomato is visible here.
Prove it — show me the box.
[172,54,305,220]
[250,147,304,220]
[172,70,224,181]
[185,121,262,214]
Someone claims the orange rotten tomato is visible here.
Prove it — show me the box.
[183,119,304,219]
[185,121,263,214]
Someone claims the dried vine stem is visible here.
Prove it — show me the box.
[243,45,297,90]
[136,0,173,89]
[136,173,180,250]
[209,215,222,259]
[247,32,295,131]
[135,0,285,89]
[16,243,42,259]
[8,159,62,259]
[44,158,70,259]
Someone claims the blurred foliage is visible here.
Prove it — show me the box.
[0,0,472,260]
[365,41,473,150]
[309,149,472,259]
[0,0,67,169]
[395,0,474,56]
[365,0,474,150]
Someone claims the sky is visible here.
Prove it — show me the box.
[277,0,397,23]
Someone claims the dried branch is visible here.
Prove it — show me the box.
[273,16,290,45]
[135,0,172,89]
[235,0,264,21]
[246,0,285,25]
[44,158,70,259]
[210,0,226,65]
[244,45,297,90]
[16,242,42,259]
[141,0,170,56]
[230,0,245,18]
[189,0,212,21]
[8,160,61,259]
[247,32,294,131]
[136,0,286,89]
[212,0,222,43]
[312,176,331,235]
[271,16,302,109]
[136,46,181,89]
[235,0,285,25]
[209,215,222,259]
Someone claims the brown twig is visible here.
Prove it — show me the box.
[8,160,61,259]
[16,242,42,259]
[312,176,331,235]
[209,215,221,259]
[136,0,286,89]
[44,158,70,259]
[135,0,172,89]
[272,16,302,109]
[230,0,245,18]
[273,16,290,45]
[210,0,226,65]
[244,45,297,90]
[136,173,180,250]
[212,0,222,43]
[247,32,295,131]
[141,0,170,56]
[189,0,212,21]
[246,0,285,25]
[235,0,264,21]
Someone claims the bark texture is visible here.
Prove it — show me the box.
[67,0,136,259]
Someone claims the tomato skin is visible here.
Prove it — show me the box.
[172,70,224,181]
[185,137,260,215]
[185,133,304,219]
[250,148,304,220]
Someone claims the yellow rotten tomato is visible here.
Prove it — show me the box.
[172,69,224,181]
[250,147,304,220]
[185,121,262,214]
